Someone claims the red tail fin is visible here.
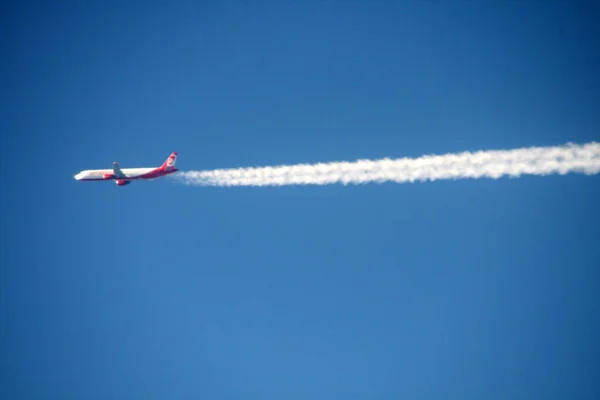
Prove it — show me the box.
[161,152,178,171]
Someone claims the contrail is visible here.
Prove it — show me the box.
[174,142,600,187]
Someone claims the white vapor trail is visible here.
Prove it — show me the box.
[174,142,600,187]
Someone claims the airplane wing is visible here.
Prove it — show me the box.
[113,162,126,178]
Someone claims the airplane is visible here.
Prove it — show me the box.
[74,152,178,186]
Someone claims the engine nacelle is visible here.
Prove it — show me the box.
[103,173,115,179]
[116,179,130,186]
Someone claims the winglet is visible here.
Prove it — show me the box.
[161,152,178,171]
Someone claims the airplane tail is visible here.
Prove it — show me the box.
[161,152,178,171]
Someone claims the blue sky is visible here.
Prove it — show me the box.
[2,0,599,398]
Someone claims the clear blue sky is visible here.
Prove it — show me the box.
[2,0,599,398]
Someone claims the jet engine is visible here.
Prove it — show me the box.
[116,179,130,186]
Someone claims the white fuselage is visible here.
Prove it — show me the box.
[74,167,156,180]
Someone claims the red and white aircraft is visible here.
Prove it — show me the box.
[74,152,178,186]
